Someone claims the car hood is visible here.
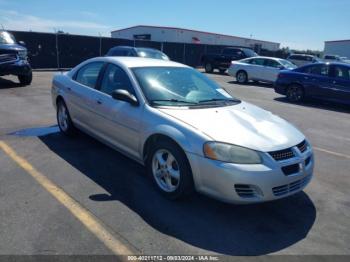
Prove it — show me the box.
[0,44,26,52]
[158,101,305,152]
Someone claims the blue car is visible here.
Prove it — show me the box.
[274,62,350,104]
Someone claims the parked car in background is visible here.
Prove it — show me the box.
[275,62,350,104]
[287,54,321,67]
[228,56,297,84]
[323,55,350,64]
[323,54,342,62]
[106,46,169,60]
[0,30,32,85]
[51,57,314,204]
[201,47,258,74]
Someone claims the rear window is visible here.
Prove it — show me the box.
[333,66,350,80]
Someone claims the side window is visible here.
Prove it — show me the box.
[251,58,265,66]
[305,65,329,76]
[264,59,280,68]
[334,66,350,80]
[75,62,104,88]
[290,55,299,60]
[100,64,135,96]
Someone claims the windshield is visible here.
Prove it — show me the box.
[132,67,240,107]
[136,48,170,60]
[0,31,16,44]
[279,59,297,69]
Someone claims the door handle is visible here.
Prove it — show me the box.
[96,99,102,105]
[67,87,72,91]
[333,80,337,84]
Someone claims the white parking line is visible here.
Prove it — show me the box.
[314,146,350,160]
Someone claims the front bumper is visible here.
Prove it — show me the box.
[274,81,289,95]
[187,145,314,204]
[0,59,32,76]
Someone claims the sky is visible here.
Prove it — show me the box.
[0,0,349,50]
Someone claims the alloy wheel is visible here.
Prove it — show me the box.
[152,149,180,192]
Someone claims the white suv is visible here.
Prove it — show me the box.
[287,54,320,67]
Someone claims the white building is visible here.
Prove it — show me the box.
[111,25,280,52]
[324,40,350,59]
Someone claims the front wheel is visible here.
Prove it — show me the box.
[18,71,33,86]
[286,84,304,103]
[147,139,194,200]
[205,63,213,73]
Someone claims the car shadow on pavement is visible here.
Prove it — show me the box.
[0,77,21,89]
[39,131,316,256]
[274,97,350,114]
[228,80,273,88]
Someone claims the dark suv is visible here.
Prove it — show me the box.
[0,30,32,85]
[106,46,170,60]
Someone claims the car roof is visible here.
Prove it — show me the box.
[93,56,188,68]
[289,54,315,57]
[109,46,158,51]
[244,56,284,61]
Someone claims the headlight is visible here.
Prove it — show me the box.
[18,50,27,60]
[203,142,262,164]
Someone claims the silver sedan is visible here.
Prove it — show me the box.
[51,57,314,204]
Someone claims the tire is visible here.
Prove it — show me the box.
[286,84,304,103]
[205,62,213,73]
[146,139,194,200]
[236,70,248,84]
[56,99,77,136]
[18,71,33,86]
[219,69,226,74]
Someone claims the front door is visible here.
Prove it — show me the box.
[90,63,142,159]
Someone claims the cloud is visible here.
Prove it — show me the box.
[0,10,112,36]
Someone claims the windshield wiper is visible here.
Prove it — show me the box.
[150,99,199,105]
[198,98,240,103]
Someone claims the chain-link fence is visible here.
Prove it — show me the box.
[10,30,280,69]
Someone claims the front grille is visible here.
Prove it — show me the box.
[0,53,18,64]
[281,163,300,176]
[234,184,259,198]
[297,140,307,153]
[269,148,295,161]
[272,175,311,197]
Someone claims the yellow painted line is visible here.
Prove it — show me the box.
[0,141,137,256]
[314,146,350,160]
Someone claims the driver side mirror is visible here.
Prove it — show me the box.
[278,65,285,70]
[18,41,26,46]
[111,89,139,106]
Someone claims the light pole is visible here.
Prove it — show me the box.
[54,28,60,69]
[98,32,102,56]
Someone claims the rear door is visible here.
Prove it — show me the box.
[67,62,105,128]
[220,48,245,68]
[329,65,350,102]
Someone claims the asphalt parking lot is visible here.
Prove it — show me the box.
[0,71,349,256]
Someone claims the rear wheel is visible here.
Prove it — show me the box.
[205,63,213,73]
[57,100,76,136]
[286,84,304,102]
[147,139,194,200]
[18,71,33,86]
[236,71,248,84]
